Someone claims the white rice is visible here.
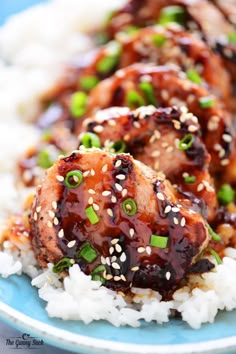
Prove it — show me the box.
[0,0,236,330]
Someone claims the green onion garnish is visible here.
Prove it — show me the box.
[158,6,185,25]
[184,175,196,183]
[70,91,87,118]
[65,170,83,189]
[37,149,54,169]
[91,264,106,284]
[127,90,145,108]
[152,33,166,47]
[217,184,235,205]
[52,258,73,273]
[85,206,100,225]
[81,132,101,148]
[79,242,97,263]
[79,75,99,91]
[206,222,222,242]
[122,199,137,216]
[150,234,168,249]
[97,55,119,74]
[139,82,157,106]
[228,32,236,44]
[199,96,215,109]
[123,25,140,34]
[186,69,202,84]
[200,248,222,265]
[178,134,194,151]
[110,140,126,153]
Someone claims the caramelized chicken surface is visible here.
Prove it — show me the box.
[29,149,212,296]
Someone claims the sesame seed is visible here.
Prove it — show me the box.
[115,244,122,253]
[114,276,121,281]
[188,124,198,132]
[157,192,165,201]
[172,207,180,213]
[120,252,126,262]
[131,266,139,271]
[106,274,113,280]
[88,189,96,194]
[102,191,111,196]
[222,134,232,143]
[166,272,171,280]
[137,247,145,253]
[124,134,130,141]
[102,164,108,173]
[122,189,128,197]
[164,205,172,214]
[116,174,126,180]
[36,206,42,213]
[180,217,186,227]
[58,229,64,238]
[108,120,116,126]
[93,203,100,211]
[56,175,64,182]
[173,217,179,225]
[70,259,75,264]
[166,146,174,153]
[47,221,53,228]
[111,256,117,263]
[53,217,59,226]
[111,238,119,245]
[52,202,57,210]
[33,212,37,221]
[48,210,55,218]
[120,275,126,281]
[129,228,135,237]
[109,246,114,254]
[172,120,181,130]
[111,195,117,203]
[112,262,120,270]
[115,183,123,192]
[161,89,169,100]
[115,160,122,168]
[146,246,151,255]
[151,150,161,157]
[67,240,76,248]
[88,197,94,205]
[197,183,204,192]
[106,257,111,266]
[107,208,114,217]
[133,121,141,129]
[91,169,95,176]
[154,161,160,170]
[93,125,104,133]
[83,170,90,177]
[221,159,230,166]
[101,256,106,265]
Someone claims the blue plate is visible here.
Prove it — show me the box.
[1,2,236,354]
[0,274,236,354]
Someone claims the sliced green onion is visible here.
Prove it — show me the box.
[228,32,236,44]
[206,222,222,242]
[200,248,222,265]
[123,25,140,34]
[217,184,235,205]
[127,90,145,108]
[52,258,73,273]
[199,96,215,109]
[150,234,168,249]
[70,91,87,118]
[79,75,99,91]
[122,199,137,216]
[81,132,101,148]
[139,82,157,106]
[178,134,194,151]
[96,43,121,74]
[110,140,126,153]
[37,149,54,169]
[186,69,202,84]
[85,206,100,225]
[65,170,83,189]
[158,6,186,25]
[91,264,106,284]
[184,175,196,183]
[152,33,167,47]
[79,242,97,263]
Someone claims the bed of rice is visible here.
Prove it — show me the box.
[1,0,236,330]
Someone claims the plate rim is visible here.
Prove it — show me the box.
[1,300,236,354]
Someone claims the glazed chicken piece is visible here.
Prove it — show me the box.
[212,0,236,26]
[37,25,231,130]
[29,149,212,297]
[87,64,236,183]
[79,106,217,221]
[105,0,236,84]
